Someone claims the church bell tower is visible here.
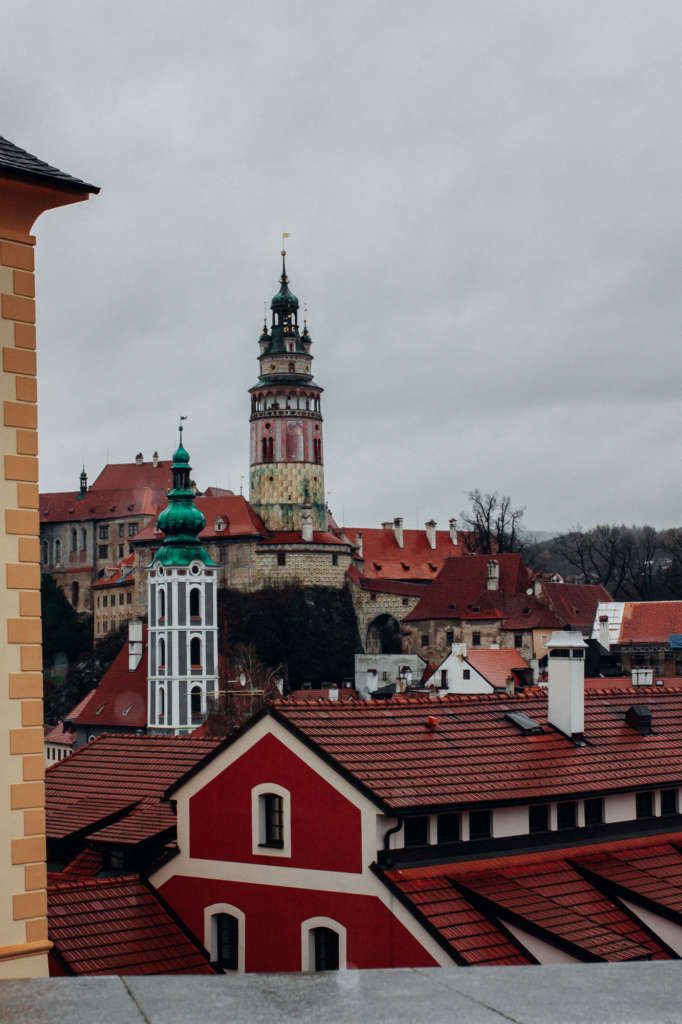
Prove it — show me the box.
[249,252,327,532]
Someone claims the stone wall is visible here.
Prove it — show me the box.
[348,580,422,653]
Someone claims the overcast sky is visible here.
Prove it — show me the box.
[3,1,682,532]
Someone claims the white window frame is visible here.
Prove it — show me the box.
[251,782,291,858]
[300,917,347,972]
[203,903,245,972]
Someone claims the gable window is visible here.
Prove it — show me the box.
[636,791,654,819]
[437,812,460,844]
[403,816,428,847]
[440,669,448,689]
[584,797,604,826]
[472,632,481,647]
[446,630,454,644]
[469,809,491,840]
[204,904,245,972]
[252,784,291,858]
[301,918,347,972]
[529,804,549,834]
[661,789,678,816]
[557,800,577,830]
[462,669,470,680]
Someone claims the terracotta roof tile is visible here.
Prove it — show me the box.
[48,875,214,975]
[343,526,468,582]
[541,583,612,630]
[133,494,265,544]
[619,602,682,644]
[464,650,530,690]
[67,633,148,729]
[404,555,535,623]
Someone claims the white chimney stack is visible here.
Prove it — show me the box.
[152,450,159,468]
[393,517,404,549]
[449,517,458,545]
[425,520,437,550]
[546,630,586,742]
[128,620,143,672]
[487,559,500,591]
[301,503,313,543]
[381,521,392,530]
[598,614,610,650]
[135,452,143,465]
[355,531,363,559]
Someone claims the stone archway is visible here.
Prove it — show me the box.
[366,613,403,655]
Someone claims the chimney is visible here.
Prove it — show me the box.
[425,520,437,550]
[381,521,392,530]
[393,517,404,549]
[128,620,143,672]
[632,667,653,686]
[355,531,363,559]
[135,452,143,466]
[546,630,586,742]
[534,577,543,598]
[505,675,515,696]
[598,613,610,650]
[328,685,339,702]
[625,704,652,735]
[152,450,159,468]
[487,559,500,591]
[301,503,313,543]
[449,517,458,545]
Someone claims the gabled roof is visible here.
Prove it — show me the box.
[541,582,612,630]
[66,632,148,729]
[40,487,165,524]
[269,689,682,811]
[343,526,469,582]
[464,649,530,690]
[133,494,266,544]
[619,602,682,644]
[385,835,677,964]
[46,734,220,844]
[404,555,533,623]
[0,135,99,193]
[90,460,173,491]
[48,875,214,975]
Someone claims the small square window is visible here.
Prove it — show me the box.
[472,632,481,647]
[462,668,470,680]
[98,544,109,559]
[529,804,549,834]
[277,553,286,567]
[557,801,577,830]
[128,522,139,537]
[469,809,491,840]
[332,553,338,566]
[437,813,460,844]
[446,630,454,644]
[370,593,377,602]
[421,635,428,648]
[584,798,604,826]
[98,525,109,540]
[514,633,523,649]
[404,817,428,847]
[636,791,654,819]
[118,524,124,537]
[126,591,132,604]
[402,597,409,606]
[661,789,678,816]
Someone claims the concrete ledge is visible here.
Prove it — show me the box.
[1,963,682,1023]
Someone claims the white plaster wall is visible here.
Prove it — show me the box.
[503,922,579,964]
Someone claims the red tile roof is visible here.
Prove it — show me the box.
[584,677,682,691]
[59,848,104,878]
[541,582,613,630]
[49,875,214,975]
[90,460,173,492]
[133,494,266,544]
[44,721,78,747]
[91,553,135,589]
[464,649,530,690]
[46,734,220,844]
[67,633,148,729]
[88,801,177,846]
[619,602,682,644]
[346,563,430,598]
[40,487,165,524]
[386,836,681,963]
[343,526,469,582]
[272,689,682,811]
[404,555,534,623]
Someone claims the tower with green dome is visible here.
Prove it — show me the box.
[147,424,218,734]
[249,251,327,532]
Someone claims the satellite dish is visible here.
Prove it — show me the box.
[526,588,533,596]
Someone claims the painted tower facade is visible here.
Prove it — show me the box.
[147,427,219,734]
[249,253,327,532]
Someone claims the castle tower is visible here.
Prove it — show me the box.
[147,425,218,734]
[249,252,327,531]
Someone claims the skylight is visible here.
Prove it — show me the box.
[505,711,543,735]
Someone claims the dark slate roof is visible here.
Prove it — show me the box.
[0,135,99,193]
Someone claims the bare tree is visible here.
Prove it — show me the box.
[462,490,525,554]
[202,643,283,737]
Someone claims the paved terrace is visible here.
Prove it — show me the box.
[2,964,682,1023]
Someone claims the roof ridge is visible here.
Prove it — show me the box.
[49,872,141,891]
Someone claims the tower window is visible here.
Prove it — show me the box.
[71,529,77,553]
[190,636,202,668]
[55,539,62,564]
[189,587,201,619]
[190,685,203,722]
[277,553,286,567]
[288,362,295,372]
[81,528,87,551]
[158,686,165,723]
[158,589,166,623]
[158,638,165,672]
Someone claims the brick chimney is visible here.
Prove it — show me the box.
[393,517,404,549]
[487,559,500,591]
[425,520,437,550]
[546,630,586,742]
[449,517,458,545]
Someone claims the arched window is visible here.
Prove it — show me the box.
[261,437,269,463]
[71,528,77,553]
[158,686,165,723]
[204,905,245,972]
[189,587,200,619]
[81,527,87,552]
[190,685,203,722]
[158,638,166,671]
[251,783,291,857]
[300,918,347,972]
[158,589,165,622]
[55,539,62,565]
[190,636,202,668]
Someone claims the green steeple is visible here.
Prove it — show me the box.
[151,422,217,567]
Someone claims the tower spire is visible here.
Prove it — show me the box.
[151,424,217,568]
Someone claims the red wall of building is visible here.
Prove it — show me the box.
[158,875,439,972]
[188,732,363,873]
